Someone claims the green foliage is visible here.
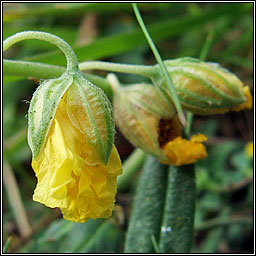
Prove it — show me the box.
[20,218,124,253]
[124,156,168,253]
[159,165,196,253]
[194,130,253,253]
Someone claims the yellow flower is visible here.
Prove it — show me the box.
[162,133,207,166]
[113,83,207,166]
[32,95,122,223]
[157,117,207,166]
[245,142,253,159]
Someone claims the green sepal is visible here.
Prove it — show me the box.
[113,83,175,161]
[66,73,115,165]
[120,83,175,118]
[27,72,73,159]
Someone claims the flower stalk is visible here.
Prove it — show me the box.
[80,61,156,77]
[3,59,113,99]
[3,31,79,73]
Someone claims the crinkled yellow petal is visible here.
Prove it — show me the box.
[245,142,253,159]
[32,95,122,223]
[161,134,208,166]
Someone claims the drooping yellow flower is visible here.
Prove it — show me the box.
[28,71,122,223]
[112,83,207,166]
[32,94,122,223]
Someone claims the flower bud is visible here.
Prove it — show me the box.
[113,83,175,160]
[28,72,115,165]
[158,57,252,115]
[113,83,207,165]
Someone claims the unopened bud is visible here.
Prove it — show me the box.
[28,72,115,165]
[113,83,176,161]
[157,57,252,115]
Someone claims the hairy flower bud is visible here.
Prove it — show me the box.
[156,57,252,115]
[28,72,115,165]
[113,83,207,165]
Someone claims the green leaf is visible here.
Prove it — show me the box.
[20,218,123,253]
[199,141,241,183]
[23,4,250,65]
[77,220,124,253]
[200,228,223,253]
[38,218,74,242]
[124,156,168,253]
[159,165,196,253]
[3,3,134,23]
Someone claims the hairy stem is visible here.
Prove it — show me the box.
[80,61,156,77]
[3,59,113,99]
[3,31,79,73]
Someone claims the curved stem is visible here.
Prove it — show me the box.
[3,31,79,73]
[80,61,156,77]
